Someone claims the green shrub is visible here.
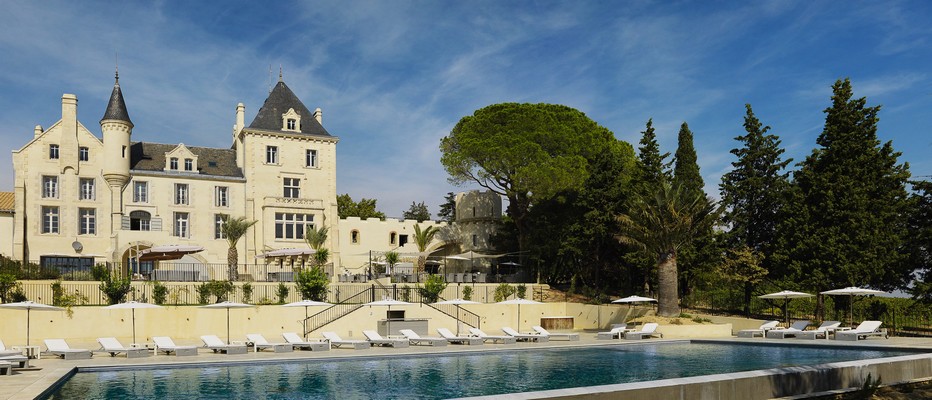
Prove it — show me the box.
[400,285,412,302]
[99,273,133,305]
[91,264,110,281]
[241,282,253,304]
[205,280,234,303]
[417,274,448,303]
[196,283,211,305]
[0,273,17,302]
[679,312,692,318]
[516,283,527,299]
[152,282,168,305]
[670,318,683,325]
[461,285,473,301]
[295,267,329,301]
[494,283,516,302]
[276,282,290,304]
[51,279,87,317]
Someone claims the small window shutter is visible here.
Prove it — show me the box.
[121,216,130,230]
[151,217,162,231]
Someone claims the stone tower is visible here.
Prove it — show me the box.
[100,70,134,231]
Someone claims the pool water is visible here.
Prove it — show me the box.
[46,343,916,399]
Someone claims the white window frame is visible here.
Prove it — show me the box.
[133,181,148,203]
[266,146,279,164]
[174,212,189,238]
[79,147,89,162]
[170,157,179,170]
[215,214,227,239]
[306,149,318,168]
[79,208,96,235]
[42,206,59,234]
[42,176,59,198]
[49,144,59,159]
[274,212,314,240]
[79,178,95,201]
[283,178,300,198]
[184,158,193,171]
[215,186,229,207]
[175,183,189,205]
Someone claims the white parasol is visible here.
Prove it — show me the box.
[283,300,332,338]
[0,301,63,346]
[433,298,481,335]
[821,287,887,326]
[497,298,542,331]
[758,290,813,325]
[103,301,163,344]
[200,301,254,344]
[365,298,412,335]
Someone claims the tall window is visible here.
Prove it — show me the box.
[215,186,229,207]
[42,206,59,234]
[266,146,279,164]
[287,119,297,130]
[283,178,300,198]
[79,147,89,162]
[78,208,96,235]
[472,234,478,247]
[130,210,151,231]
[49,144,59,159]
[79,178,95,200]
[42,176,59,198]
[274,213,314,239]
[351,230,360,244]
[174,212,189,238]
[389,232,397,245]
[170,157,179,170]
[175,183,189,205]
[306,149,318,168]
[133,181,148,203]
[184,158,193,171]
[215,214,228,239]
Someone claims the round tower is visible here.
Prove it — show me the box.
[101,70,133,187]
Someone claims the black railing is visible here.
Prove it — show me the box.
[304,287,374,335]
[428,301,481,330]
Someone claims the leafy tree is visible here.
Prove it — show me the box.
[461,285,473,301]
[616,182,720,316]
[719,105,792,311]
[276,282,290,304]
[403,201,431,222]
[337,194,386,219]
[438,192,456,223]
[417,274,448,303]
[221,216,258,282]
[241,282,253,304]
[152,281,168,305]
[717,245,768,316]
[494,283,516,302]
[0,274,17,302]
[775,79,912,318]
[99,271,133,305]
[440,103,617,254]
[295,267,329,301]
[204,280,234,303]
[413,224,439,277]
[908,180,932,302]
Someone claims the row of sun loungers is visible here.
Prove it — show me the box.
[738,320,888,341]
[595,323,664,340]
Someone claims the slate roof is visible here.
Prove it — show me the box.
[247,80,330,136]
[129,142,243,178]
[101,73,133,126]
[0,192,13,212]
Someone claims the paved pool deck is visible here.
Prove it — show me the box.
[4,335,932,400]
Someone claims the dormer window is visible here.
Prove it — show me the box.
[282,108,301,132]
[184,158,193,171]
[170,158,179,170]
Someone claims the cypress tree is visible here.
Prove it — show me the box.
[636,118,671,195]
[673,122,704,200]
[777,79,911,317]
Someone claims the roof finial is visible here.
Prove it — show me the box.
[115,53,120,83]
[279,65,283,82]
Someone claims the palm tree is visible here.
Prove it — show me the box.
[221,216,258,282]
[617,182,719,316]
[384,251,400,277]
[413,224,439,278]
[305,225,329,251]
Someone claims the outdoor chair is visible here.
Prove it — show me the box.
[44,339,92,360]
[596,324,629,340]
[200,335,248,354]
[245,334,294,353]
[437,328,485,345]
[501,327,549,343]
[765,320,811,339]
[0,354,29,369]
[834,321,888,341]
[282,332,330,351]
[0,339,23,357]
[624,323,663,340]
[468,328,517,344]
[532,326,579,341]
[152,336,198,356]
[321,332,370,350]
[736,320,780,338]
[795,321,842,340]
[362,330,410,348]
[398,329,448,346]
[96,337,150,358]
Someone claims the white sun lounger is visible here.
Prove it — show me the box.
[795,321,842,340]
[282,332,330,351]
[399,329,448,346]
[532,326,580,341]
[0,354,29,369]
[737,320,780,338]
[152,336,198,356]
[44,339,92,360]
[596,325,630,340]
[834,321,888,341]
[245,334,294,353]
[501,327,549,343]
[321,332,370,350]
[765,320,811,339]
[624,323,663,340]
[468,328,517,344]
[97,337,150,358]
[362,330,410,348]
[0,339,24,358]
[437,328,485,345]
[0,361,11,376]
[200,335,248,354]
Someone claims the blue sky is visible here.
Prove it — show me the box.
[1,1,930,218]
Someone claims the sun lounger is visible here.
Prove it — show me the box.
[834,321,888,341]
[44,339,92,360]
[437,328,485,345]
[737,320,780,338]
[398,329,448,346]
[0,339,24,358]
[532,326,579,341]
[468,328,517,344]
[321,332,370,350]
[596,325,631,340]
[97,337,150,358]
[152,336,198,356]
[501,327,549,343]
[0,355,29,369]
[200,335,248,354]
[245,334,294,353]
[795,321,842,340]
[362,330,410,348]
[0,361,11,376]
[282,332,330,351]
[765,320,811,339]
[624,322,663,340]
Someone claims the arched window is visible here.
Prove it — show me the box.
[389,232,397,245]
[130,211,151,231]
[351,230,360,244]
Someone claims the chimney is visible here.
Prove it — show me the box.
[235,103,245,133]
[34,125,44,138]
[313,107,322,124]
[62,94,78,125]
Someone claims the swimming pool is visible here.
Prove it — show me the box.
[44,342,921,399]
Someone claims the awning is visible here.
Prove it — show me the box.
[255,248,316,258]
[138,245,205,262]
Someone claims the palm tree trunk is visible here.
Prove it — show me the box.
[657,250,680,317]
[228,247,238,282]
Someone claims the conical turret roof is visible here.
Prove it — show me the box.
[101,70,133,126]
[248,79,329,136]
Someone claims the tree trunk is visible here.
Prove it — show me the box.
[657,250,680,317]
[228,246,238,282]
[743,281,752,318]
